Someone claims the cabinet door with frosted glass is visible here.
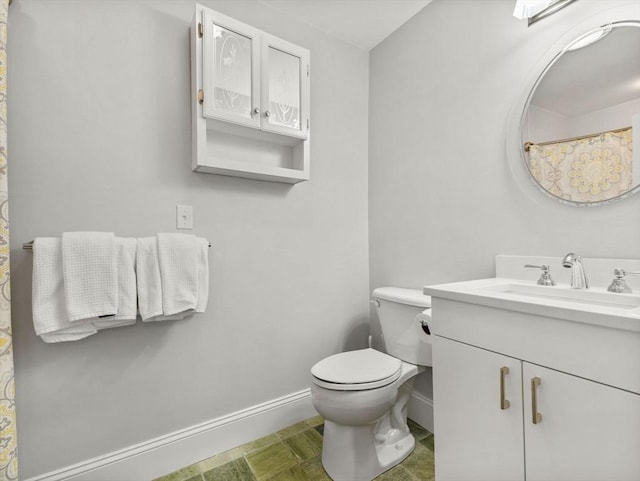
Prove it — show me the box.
[260,34,309,140]
[202,9,261,129]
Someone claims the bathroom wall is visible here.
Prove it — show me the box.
[527,99,640,142]
[8,0,369,477]
[369,0,640,398]
[567,98,640,137]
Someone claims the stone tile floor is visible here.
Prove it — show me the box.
[154,417,435,481]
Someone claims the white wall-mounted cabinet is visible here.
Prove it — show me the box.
[191,5,310,183]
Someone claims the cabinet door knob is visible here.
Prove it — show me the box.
[531,377,542,424]
[500,367,510,410]
[264,110,271,117]
[253,107,261,115]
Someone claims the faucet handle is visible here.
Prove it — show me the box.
[607,269,640,293]
[614,269,640,277]
[524,264,556,286]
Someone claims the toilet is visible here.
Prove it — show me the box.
[310,287,432,481]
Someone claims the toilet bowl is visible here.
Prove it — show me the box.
[310,287,432,481]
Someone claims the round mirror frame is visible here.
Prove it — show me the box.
[507,6,640,208]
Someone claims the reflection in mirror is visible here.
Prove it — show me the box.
[522,22,640,205]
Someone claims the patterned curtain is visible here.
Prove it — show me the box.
[0,0,17,479]
[527,127,633,203]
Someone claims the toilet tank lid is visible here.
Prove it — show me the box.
[372,287,431,308]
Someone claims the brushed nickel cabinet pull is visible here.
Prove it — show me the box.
[531,377,542,424]
[500,367,510,410]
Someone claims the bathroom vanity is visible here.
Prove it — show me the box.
[424,256,640,481]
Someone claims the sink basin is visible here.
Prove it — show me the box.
[480,282,640,310]
[424,277,640,332]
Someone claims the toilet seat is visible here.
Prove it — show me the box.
[311,348,402,391]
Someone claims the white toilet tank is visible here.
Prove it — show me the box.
[372,287,432,366]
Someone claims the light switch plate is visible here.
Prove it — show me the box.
[176,205,193,229]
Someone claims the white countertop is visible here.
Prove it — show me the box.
[424,277,640,333]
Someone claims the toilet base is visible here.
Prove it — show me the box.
[375,429,416,471]
[321,420,416,481]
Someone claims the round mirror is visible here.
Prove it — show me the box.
[520,21,640,206]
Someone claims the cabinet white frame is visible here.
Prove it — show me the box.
[260,33,310,140]
[191,4,310,184]
[201,9,261,129]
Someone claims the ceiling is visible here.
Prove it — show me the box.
[532,26,640,117]
[258,0,433,51]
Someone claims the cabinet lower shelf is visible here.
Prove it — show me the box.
[193,160,309,184]
[192,119,310,184]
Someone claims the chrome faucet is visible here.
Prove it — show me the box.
[562,253,589,289]
[607,268,640,293]
[524,264,556,286]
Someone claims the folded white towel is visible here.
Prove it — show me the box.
[31,238,97,343]
[62,232,118,322]
[93,237,137,329]
[136,237,164,321]
[195,237,209,313]
[157,233,202,317]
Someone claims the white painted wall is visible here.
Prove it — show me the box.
[567,97,640,137]
[526,104,571,143]
[369,0,640,399]
[527,98,640,143]
[8,1,369,478]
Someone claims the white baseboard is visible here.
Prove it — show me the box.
[26,388,434,481]
[25,389,316,481]
[408,390,434,434]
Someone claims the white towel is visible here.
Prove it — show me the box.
[136,234,209,322]
[62,232,118,322]
[195,237,209,313]
[31,238,97,343]
[157,233,206,317]
[136,237,164,321]
[93,237,137,329]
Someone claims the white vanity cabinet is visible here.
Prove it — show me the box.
[424,290,640,481]
[192,5,310,183]
[522,362,640,481]
[433,337,525,481]
[434,336,640,481]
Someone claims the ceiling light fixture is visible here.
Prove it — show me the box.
[513,0,578,26]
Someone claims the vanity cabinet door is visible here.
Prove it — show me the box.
[201,9,261,129]
[523,363,640,481]
[433,337,525,481]
[260,33,309,140]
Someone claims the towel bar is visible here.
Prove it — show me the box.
[22,239,212,250]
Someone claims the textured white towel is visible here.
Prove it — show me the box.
[31,238,97,343]
[136,237,164,321]
[195,237,209,313]
[62,232,118,322]
[157,233,200,317]
[93,237,137,329]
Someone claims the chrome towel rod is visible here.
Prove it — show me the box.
[22,240,212,250]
